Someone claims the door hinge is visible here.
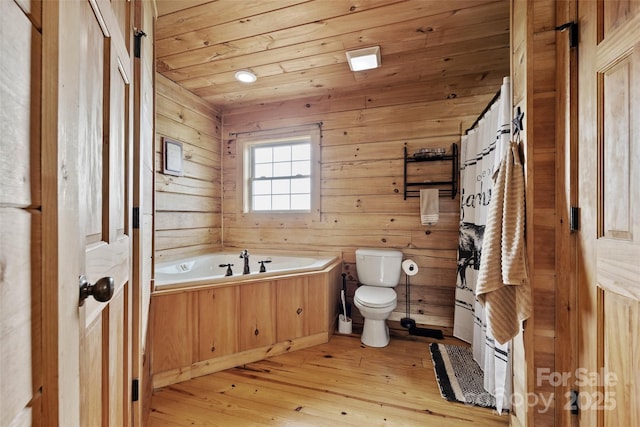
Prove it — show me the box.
[556,21,578,48]
[133,207,139,229]
[132,378,139,402]
[569,389,579,415]
[570,206,579,232]
[134,28,147,58]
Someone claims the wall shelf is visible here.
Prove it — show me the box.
[403,143,458,199]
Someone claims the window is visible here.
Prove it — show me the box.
[236,125,321,217]
[251,142,311,211]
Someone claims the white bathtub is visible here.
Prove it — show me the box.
[154,252,338,290]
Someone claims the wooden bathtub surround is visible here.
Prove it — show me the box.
[150,258,342,388]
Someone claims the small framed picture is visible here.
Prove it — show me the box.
[163,138,183,176]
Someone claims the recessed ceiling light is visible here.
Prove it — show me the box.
[235,70,257,83]
[345,46,381,72]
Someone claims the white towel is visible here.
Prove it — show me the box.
[420,189,439,225]
[475,141,531,345]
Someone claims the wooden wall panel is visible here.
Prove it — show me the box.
[1,0,34,208]
[0,1,40,425]
[220,66,508,331]
[511,0,562,425]
[0,209,33,426]
[155,74,222,262]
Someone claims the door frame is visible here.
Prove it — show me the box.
[555,0,579,426]
[41,0,62,423]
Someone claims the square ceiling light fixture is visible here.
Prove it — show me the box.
[345,46,381,71]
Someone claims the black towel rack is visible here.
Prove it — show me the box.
[403,143,458,200]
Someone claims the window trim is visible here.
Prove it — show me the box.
[235,125,321,221]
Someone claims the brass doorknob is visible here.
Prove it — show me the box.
[79,275,114,306]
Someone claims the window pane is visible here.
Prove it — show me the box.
[291,144,310,160]
[273,161,291,177]
[291,194,310,210]
[253,180,271,195]
[273,145,291,162]
[291,177,309,194]
[255,163,272,178]
[254,147,272,163]
[291,160,310,176]
[272,195,290,210]
[253,195,271,210]
[272,179,290,195]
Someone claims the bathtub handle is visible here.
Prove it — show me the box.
[219,263,234,276]
[258,260,272,273]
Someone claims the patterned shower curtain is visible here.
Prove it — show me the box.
[453,77,512,413]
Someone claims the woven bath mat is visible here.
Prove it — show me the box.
[428,343,496,409]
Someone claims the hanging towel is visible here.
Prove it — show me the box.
[420,189,439,225]
[475,141,531,345]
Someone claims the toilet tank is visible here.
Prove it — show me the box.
[355,248,403,287]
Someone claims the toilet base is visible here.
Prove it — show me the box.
[360,318,390,347]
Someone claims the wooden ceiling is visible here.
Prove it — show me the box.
[155,0,510,112]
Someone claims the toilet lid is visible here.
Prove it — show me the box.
[354,286,396,308]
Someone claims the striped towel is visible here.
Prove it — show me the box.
[476,141,531,345]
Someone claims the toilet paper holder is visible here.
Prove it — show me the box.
[399,258,444,339]
[402,259,418,276]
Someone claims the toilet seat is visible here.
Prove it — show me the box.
[354,286,396,308]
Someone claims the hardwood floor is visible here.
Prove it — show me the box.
[147,334,509,426]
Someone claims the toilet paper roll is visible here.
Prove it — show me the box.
[402,259,419,276]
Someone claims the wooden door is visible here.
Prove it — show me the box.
[55,0,133,424]
[577,1,640,425]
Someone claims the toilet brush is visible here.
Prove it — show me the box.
[338,289,352,334]
[340,273,351,317]
[341,289,347,322]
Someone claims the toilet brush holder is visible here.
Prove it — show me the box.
[338,314,352,334]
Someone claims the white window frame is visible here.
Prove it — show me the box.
[236,125,321,221]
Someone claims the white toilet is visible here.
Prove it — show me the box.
[353,248,403,347]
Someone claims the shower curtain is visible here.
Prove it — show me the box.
[453,77,512,413]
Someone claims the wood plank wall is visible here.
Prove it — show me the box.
[155,74,223,262]
[220,69,509,332]
[511,0,560,425]
[0,0,42,425]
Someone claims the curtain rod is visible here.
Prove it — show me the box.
[229,122,323,137]
[464,89,502,135]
